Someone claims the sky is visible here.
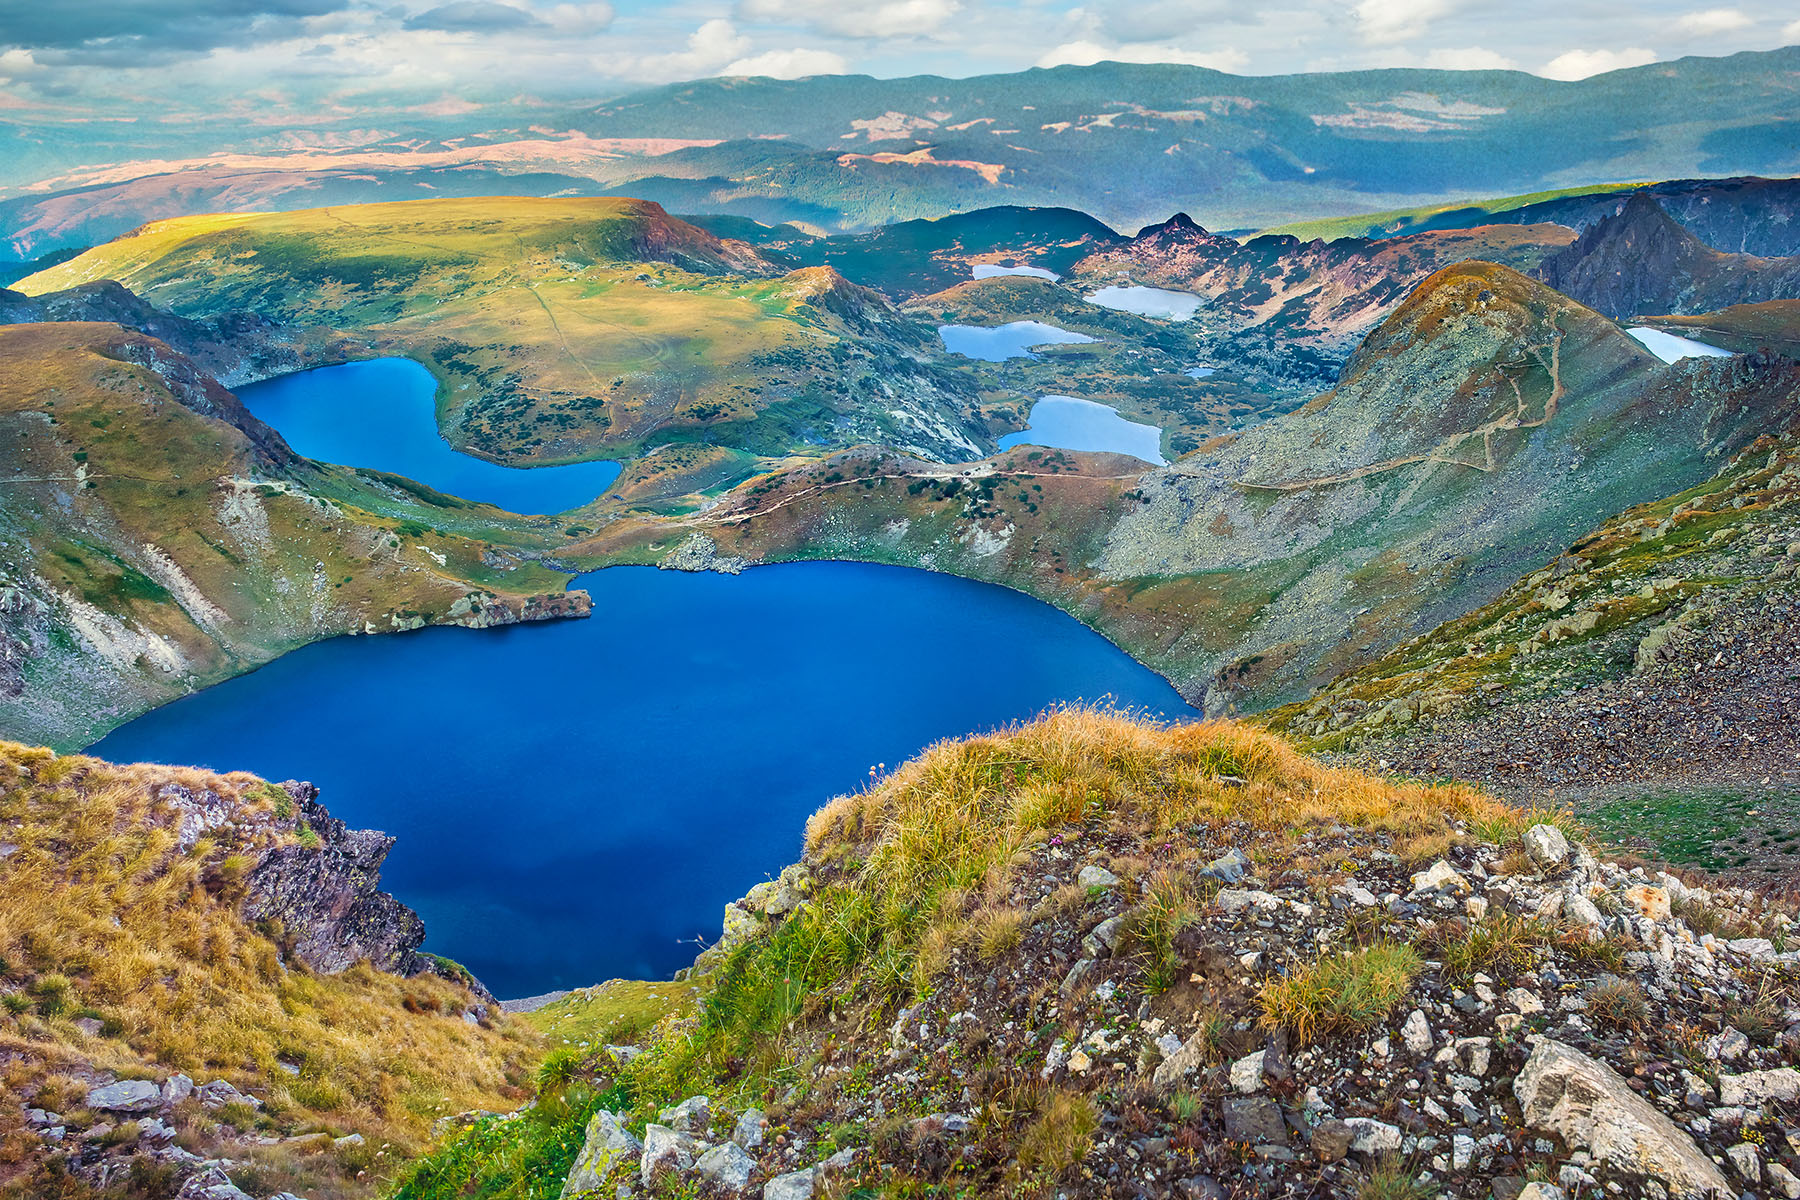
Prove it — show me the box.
[2,0,1798,119]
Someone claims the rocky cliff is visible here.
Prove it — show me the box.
[1537,195,1800,321]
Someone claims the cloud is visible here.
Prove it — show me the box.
[622,18,752,81]
[1423,46,1516,70]
[0,0,353,62]
[1673,7,1753,36]
[1094,0,1247,43]
[735,0,960,39]
[1786,18,1800,40]
[543,3,613,35]
[1035,40,1249,72]
[403,2,541,32]
[1539,46,1658,80]
[724,46,849,77]
[1351,0,1453,45]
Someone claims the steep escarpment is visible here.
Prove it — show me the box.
[0,741,533,1200]
[1537,194,1800,321]
[0,320,588,750]
[399,710,1800,1200]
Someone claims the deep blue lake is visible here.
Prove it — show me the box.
[239,358,622,515]
[999,395,1166,464]
[91,563,1195,997]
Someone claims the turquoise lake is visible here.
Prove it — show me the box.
[239,358,622,515]
[91,563,1195,997]
[998,395,1167,464]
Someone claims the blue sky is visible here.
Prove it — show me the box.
[2,0,1798,115]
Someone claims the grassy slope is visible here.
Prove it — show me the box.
[388,709,1533,1200]
[1261,420,1800,748]
[14,198,981,469]
[1649,299,1800,357]
[1259,182,1646,242]
[0,321,579,750]
[0,741,539,1200]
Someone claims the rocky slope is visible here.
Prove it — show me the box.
[0,741,533,1200]
[0,319,587,750]
[396,710,1800,1200]
[1065,214,1573,392]
[1261,421,1800,874]
[1536,195,1800,322]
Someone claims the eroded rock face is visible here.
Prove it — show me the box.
[1514,1038,1732,1198]
[560,1110,642,1199]
[240,783,430,977]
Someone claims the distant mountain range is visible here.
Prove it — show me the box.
[5,48,1800,259]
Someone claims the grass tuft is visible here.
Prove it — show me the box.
[1259,942,1423,1044]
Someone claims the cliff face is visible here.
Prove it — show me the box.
[1537,194,1800,321]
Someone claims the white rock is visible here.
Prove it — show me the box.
[1506,987,1545,1015]
[659,1095,711,1134]
[1514,1038,1731,1198]
[1077,864,1119,889]
[1343,1117,1402,1153]
[1704,1028,1750,1061]
[1516,1185,1565,1200]
[696,1141,757,1192]
[1522,824,1571,869]
[1229,1050,1265,1094]
[1408,860,1468,897]
[1717,1067,1800,1107]
[1768,1161,1800,1199]
[1452,1132,1475,1170]
[1563,890,1604,929]
[1726,1142,1761,1182]
[1402,1009,1433,1055]
[1215,888,1283,914]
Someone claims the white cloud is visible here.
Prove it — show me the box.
[736,0,961,39]
[1785,18,1800,40]
[1351,0,1453,45]
[1673,8,1753,36]
[1423,46,1516,70]
[542,3,614,35]
[625,18,753,80]
[1035,40,1249,72]
[1539,46,1658,81]
[724,46,849,77]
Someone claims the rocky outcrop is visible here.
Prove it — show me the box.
[1538,194,1800,321]
[240,782,433,979]
[1514,1038,1732,1197]
[144,776,494,999]
[658,534,749,575]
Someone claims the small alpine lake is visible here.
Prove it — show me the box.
[1625,327,1735,364]
[998,395,1167,464]
[90,562,1195,998]
[239,358,622,515]
[1085,284,1202,321]
[938,320,1097,361]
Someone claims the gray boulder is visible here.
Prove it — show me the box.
[1514,1038,1731,1198]
[763,1166,816,1200]
[86,1080,162,1114]
[696,1140,757,1192]
[1200,848,1251,883]
[560,1110,641,1198]
[733,1108,767,1149]
[659,1095,711,1134]
[1523,824,1571,869]
[639,1124,700,1190]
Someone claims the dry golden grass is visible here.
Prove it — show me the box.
[0,742,539,1196]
